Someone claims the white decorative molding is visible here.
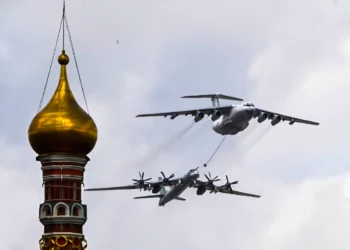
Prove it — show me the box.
[41,165,85,171]
[43,175,83,181]
[37,154,90,165]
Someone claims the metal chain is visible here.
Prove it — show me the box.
[37,15,64,113]
[64,14,90,114]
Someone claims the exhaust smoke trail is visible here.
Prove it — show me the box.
[180,120,210,150]
[243,125,272,156]
[125,121,196,167]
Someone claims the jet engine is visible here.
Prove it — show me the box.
[152,185,161,194]
[211,110,222,121]
[196,186,206,195]
[271,115,282,126]
[194,111,204,122]
[257,113,268,123]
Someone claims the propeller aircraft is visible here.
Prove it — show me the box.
[84,168,260,206]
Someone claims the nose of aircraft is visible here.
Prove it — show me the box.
[192,171,200,178]
[245,107,255,118]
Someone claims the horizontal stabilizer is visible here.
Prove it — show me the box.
[181,93,244,102]
[134,195,163,199]
[174,197,186,201]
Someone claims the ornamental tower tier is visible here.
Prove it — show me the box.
[28,46,98,248]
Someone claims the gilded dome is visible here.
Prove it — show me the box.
[28,50,98,156]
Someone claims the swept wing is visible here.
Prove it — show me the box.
[255,108,319,126]
[191,179,260,198]
[217,188,261,198]
[136,105,233,118]
[84,177,183,192]
[84,185,141,191]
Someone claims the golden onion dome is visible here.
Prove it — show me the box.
[28,50,98,156]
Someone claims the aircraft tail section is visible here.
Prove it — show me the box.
[181,93,243,107]
[133,194,163,200]
[133,182,169,201]
[159,185,167,195]
[174,197,186,201]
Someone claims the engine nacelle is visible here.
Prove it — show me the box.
[257,113,268,123]
[196,186,207,195]
[211,110,222,121]
[194,111,204,122]
[152,185,161,194]
[271,115,282,126]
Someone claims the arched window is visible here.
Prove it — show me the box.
[41,205,52,217]
[54,202,69,216]
[72,207,79,216]
[43,206,51,216]
[57,206,66,216]
[72,204,83,217]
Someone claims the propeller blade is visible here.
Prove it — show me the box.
[231,181,238,185]
[226,175,229,182]
[204,174,210,181]
[144,178,152,182]
[161,172,166,178]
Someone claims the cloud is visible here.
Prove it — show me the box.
[2,0,350,249]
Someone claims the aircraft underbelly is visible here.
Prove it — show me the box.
[160,183,188,205]
[213,110,251,135]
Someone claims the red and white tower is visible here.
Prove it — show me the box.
[28,4,98,249]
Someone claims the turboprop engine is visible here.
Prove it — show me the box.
[194,111,204,122]
[271,115,282,126]
[152,185,161,194]
[211,110,222,121]
[257,113,268,123]
[196,186,207,195]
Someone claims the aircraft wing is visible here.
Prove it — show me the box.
[191,179,206,187]
[218,188,261,198]
[84,184,143,191]
[136,105,233,118]
[84,178,184,192]
[255,108,319,126]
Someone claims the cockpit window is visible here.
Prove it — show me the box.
[243,102,254,107]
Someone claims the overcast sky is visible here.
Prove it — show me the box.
[1,0,350,249]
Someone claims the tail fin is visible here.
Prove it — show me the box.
[158,176,168,196]
[159,186,167,195]
[181,93,244,107]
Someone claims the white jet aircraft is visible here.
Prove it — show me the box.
[136,93,319,135]
[84,169,260,207]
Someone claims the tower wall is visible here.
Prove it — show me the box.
[38,154,89,250]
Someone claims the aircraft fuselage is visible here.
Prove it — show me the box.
[158,170,199,206]
[212,104,255,135]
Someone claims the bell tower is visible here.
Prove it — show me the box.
[28,2,98,249]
